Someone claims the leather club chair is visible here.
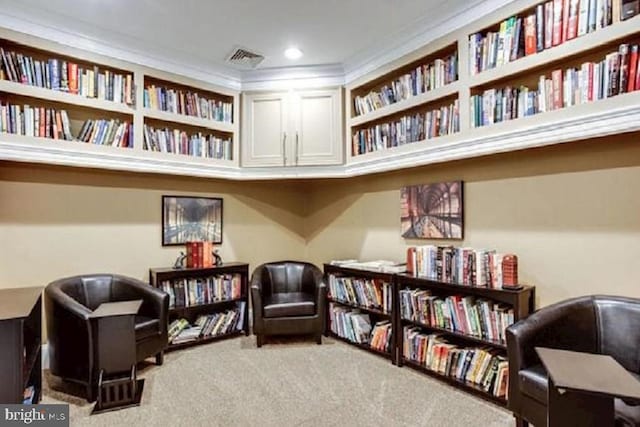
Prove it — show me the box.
[45,274,169,401]
[251,261,326,347]
[507,295,640,427]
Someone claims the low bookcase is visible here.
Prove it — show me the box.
[324,264,398,364]
[0,287,43,404]
[149,262,249,351]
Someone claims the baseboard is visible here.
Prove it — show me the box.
[42,343,49,370]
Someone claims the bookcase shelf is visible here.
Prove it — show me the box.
[0,287,43,404]
[142,107,235,134]
[327,297,391,318]
[399,318,507,350]
[149,262,249,352]
[328,331,394,361]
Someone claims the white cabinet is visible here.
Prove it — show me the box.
[242,88,342,167]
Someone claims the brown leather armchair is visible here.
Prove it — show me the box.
[251,261,326,347]
[507,295,640,427]
[45,274,169,401]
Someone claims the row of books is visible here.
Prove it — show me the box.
[143,85,233,123]
[353,53,458,116]
[1,102,72,140]
[0,47,135,104]
[406,245,516,289]
[168,301,245,344]
[351,100,460,156]
[142,124,232,159]
[470,42,640,127]
[399,289,515,344]
[328,275,392,313]
[469,0,615,75]
[159,273,242,308]
[77,119,133,147]
[403,327,509,397]
[329,303,393,352]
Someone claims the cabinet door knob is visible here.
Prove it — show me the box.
[295,132,299,166]
[282,132,287,166]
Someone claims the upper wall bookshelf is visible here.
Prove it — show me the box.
[0,27,240,173]
[345,0,640,166]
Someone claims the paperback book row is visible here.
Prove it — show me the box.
[406,245,518,289]
[469,0,618,75]
[470,42,640,127]
[0,101,133,147]
[399,289,515,344]
[353,53,458,116]
[168,301,246,344]
[328,275,392,313]
[160,273,242,309]
[142,124,232,159]
[351,100,460,156]
[329,303,393,353]
[403,327,509,398]
[0,47,135,105]
[144,84,233,123]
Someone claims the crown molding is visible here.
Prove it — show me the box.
[0,10,243,91]
[241,64,345,91]
[343,0,515,84]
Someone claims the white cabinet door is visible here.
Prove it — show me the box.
[242,92,289,167]
[292,89,343,166]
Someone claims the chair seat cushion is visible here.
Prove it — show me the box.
[263,292,315,318]
[519,365,640,426]
[135,315,160,340]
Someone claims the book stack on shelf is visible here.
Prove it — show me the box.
[168,302,246,345]
[328,303,393,353]
[328,274,392,312]
[402,328,509,399]
[469,0,615,76]
[142,123,232,159]
[150,263,248,350]
[0,102,73,140]
[0,45,135,104]
[144,84,233,124]
[77,118,133,147]
[353,52,458,116]
[471,40,640,127]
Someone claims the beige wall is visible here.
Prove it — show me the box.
[305,133,640,308]
[2,133,640,309]
[0,163,308,288]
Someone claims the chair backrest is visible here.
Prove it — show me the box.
[260,261,320,295]
[595,296,640,374]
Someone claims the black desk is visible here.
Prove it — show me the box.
[536,347,640,427]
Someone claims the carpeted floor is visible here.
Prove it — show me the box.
[43,336,513,427]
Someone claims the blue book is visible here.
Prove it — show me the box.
[50,59,60,91]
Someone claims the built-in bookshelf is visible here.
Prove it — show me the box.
[0,287,43,404]
[0,27,240,176]
[345,0,640,170]
[324,261,535,407]
[324,264,398,364]
[149,263,249,351]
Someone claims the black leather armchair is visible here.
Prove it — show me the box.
[507,295,640,427]
[45,274,169,401]
[251,261,326,347]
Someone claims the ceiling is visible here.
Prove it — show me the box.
[0,0,496,86]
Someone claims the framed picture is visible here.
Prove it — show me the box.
[162,196,223,246]
[400,181,463,239]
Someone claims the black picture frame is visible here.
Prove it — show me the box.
[162,196,223,246]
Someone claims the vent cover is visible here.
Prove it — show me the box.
[225,47,265,69]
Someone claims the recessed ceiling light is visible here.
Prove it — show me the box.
[284,47,303,60]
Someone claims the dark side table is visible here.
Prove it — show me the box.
[536,347,640,427]
[90,300,144,414]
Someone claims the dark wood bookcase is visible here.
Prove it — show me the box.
[323,264,535,407]
[323,264,398,364]
[0,287,43,404]
[149,262,249,351]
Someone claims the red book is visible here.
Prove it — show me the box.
[38,107,45,137]
[619,44,630,94]
[552,69,564,109]
[197,241,204,269]
[561,0,571,42]
[185,242,194,268]
[524,14,537,56]
[566,0,580,40]
[587,62,594,101]
[628,45,639,92]
[55,111,63,139]
[544,1,554,49]
[552,0,564,46]
[68,63,78,94]
[406,247,416,275]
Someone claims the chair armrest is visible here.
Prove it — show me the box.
[44,283,92,321]
[250,265,267,331]
[114,275,169,334]
[310,268,327,315]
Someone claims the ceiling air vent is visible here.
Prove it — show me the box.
[225,47,265,69]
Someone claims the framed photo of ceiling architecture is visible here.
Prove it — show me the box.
[162,196,223,246]
[401,181,463,239]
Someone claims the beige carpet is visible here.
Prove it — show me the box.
[43,336,513,427]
